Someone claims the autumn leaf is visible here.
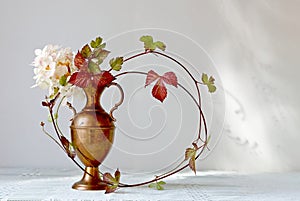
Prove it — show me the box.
[140,35,166,51]
[145,70,178,102]
[152,79,167,102]
[145,70,159,86]
[88,60,101,74]
[162,72,178,87]
[69,71,115,88]
[68,72,90,88]
[74,51,86,69]
[114,168,121,183]
[103,169,121,194]
[201,73,216,93]
[185,147,197,174]
[189,156,196,175]
[60,136,76,159]
[103,172,116,184]
[91,48,110,65]
[92,71,115,87]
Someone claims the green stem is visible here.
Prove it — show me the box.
[55,96,66,137]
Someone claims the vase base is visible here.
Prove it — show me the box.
[72,181,107,190]
[72,166,106,191]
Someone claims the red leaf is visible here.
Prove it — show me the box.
[103,170,120,194]
[74,51,86,69]
[145,70,178,102]
[92,71,115,87]
[103,172,115,184]
[152,79,167,102]
[68,72,91,88]
[162,72,178,87]
[145,70,159,87]
[114,169,120,183]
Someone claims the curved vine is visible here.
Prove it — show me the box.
[37,35,216,193]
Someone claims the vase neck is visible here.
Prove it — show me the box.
[83,86,105,111]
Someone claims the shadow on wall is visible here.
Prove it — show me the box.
[202,0,300,172]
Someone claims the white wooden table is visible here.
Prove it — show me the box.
[0,168,299,201]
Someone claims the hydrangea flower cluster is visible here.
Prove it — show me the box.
[32,45,77,97]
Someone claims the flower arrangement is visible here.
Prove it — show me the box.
[32,35,216,193]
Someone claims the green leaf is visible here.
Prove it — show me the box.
[140,36,156,51]
[201,73,208,83]
[140,35,154,50]
[154,41,166,51]
[88,60,100,73]
[99,43,106,49]
[47,113,58,122]
[148,181,166,190]
[148,183,156,188]
[207,135,211,144]
[109,57,123,71]
[90,37,103,48]
[140,35,167,51]
[208,85,216,93]
[156,184,164,190]
[157,181,166,185]
[81,44,92,58]
[201,73,217,93]
[59,75,67,86]
[49,87,59,99]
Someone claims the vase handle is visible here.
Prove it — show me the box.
[107,82,124,121]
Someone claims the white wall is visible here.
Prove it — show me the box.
[0,0,299,173]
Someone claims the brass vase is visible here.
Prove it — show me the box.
[70,83,123,190]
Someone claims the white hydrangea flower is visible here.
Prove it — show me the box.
[32,45,78,98]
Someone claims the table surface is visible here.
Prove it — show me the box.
[0,168,299,201]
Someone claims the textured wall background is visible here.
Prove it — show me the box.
[0,0,299,172]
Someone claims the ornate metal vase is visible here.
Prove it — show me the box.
[70,84,123,190]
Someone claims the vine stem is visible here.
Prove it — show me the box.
[43,95,94,177]
[151,51,206,142]
[123,50,151,62]
[118,144,207,188]
[121,50,206,142]
[43,49,210,189]
[114,69,208,187]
